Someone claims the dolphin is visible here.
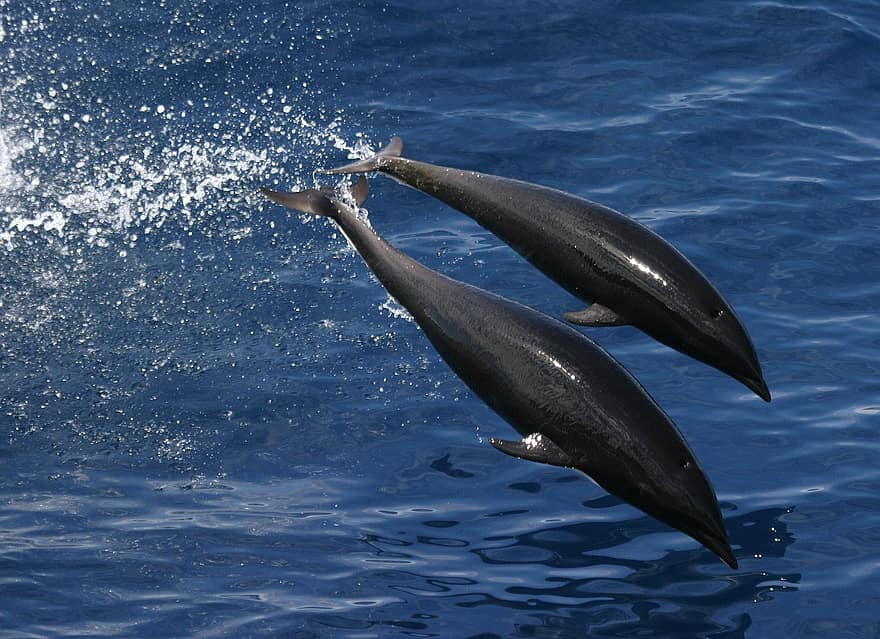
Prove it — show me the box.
[320,138,770,402]
[261,176,738,568]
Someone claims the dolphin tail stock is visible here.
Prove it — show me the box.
[320,137,404,175]
[260,176,369,216]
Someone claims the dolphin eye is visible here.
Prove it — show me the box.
[711,309,724,320]
[679,459,691,470]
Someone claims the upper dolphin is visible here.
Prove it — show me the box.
[321,137,770,401]
[261,177,737,568]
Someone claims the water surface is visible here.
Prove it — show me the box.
[1,1,879,637]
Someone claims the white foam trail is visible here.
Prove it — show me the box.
[0,115,354,250]
[0,8,359,252]
[52,143,273,231]
[0,0,388,471]
[0,94,21,193]
[0,122,8,190]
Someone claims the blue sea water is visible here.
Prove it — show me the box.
[1,1,879,637]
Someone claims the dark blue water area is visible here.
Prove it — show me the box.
[1,1,879,637]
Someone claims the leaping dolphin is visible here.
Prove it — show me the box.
[261,176,738,568]
[321,138,770,402]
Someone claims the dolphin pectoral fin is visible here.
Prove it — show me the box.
[489,433,572,468]
[320,137,404,175]
[563,304,626,327]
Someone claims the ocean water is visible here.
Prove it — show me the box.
[1,1,878,637]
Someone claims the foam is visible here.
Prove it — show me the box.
[0,115,364,251]
[0,3,384,469]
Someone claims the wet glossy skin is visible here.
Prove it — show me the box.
[262,185,737,568]
[331,150,769,401]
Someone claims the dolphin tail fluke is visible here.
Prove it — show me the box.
[260,177,369,217]
[260,185,334,216]
[349,175,369,206]
[320,137,404,175]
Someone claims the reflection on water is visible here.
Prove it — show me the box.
[348,504,797,639]
[0,467,797,639]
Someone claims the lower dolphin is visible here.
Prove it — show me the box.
[321,138,770,402]
[261,176,737,568]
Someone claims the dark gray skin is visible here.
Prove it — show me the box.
[322,138,770,402]
[260,177,737,568]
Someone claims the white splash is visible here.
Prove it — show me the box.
[0,110,362,251]
[379,295,414,322]
[56,143,272,230]
[334,131,376,162]
[0,99,27,195]
[4,209,67,236]
[0,126,10,191]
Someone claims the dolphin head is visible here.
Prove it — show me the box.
[641,279,769,402]
[582,439,737,569]
[689,301,770,402]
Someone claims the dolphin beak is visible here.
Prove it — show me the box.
[702,531,738,569]
[742,374,771,402]
[689,515,738,569]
